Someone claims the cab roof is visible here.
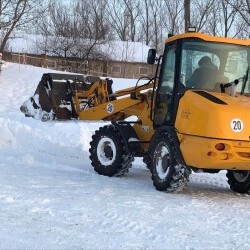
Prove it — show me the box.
[166,32,250,46]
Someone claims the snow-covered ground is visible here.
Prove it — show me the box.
[0,62,250,249]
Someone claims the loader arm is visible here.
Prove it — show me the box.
[77,97,141,120]
[20,73,156,123]
[75,80,155,120]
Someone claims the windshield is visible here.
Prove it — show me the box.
[180,40,249,94]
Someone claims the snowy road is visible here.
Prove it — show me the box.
[0,63,250,249]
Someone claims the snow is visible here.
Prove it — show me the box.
[1,62,250,249]
[97,138,117,166]
[7,33,150,63]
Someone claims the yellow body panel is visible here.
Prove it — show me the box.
[176,90,250,169]
[176,90,250,141]
[180,134,250,170]
[166,32,250,46]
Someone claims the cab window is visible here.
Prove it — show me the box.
[154,46,176,127]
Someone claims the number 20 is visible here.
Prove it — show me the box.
[233,120,241,131]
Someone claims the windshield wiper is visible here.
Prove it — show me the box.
[240,66,249,95]
[220,79,239,93]
[220,67,249,95]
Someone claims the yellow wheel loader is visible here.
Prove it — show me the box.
[20,32,250,194]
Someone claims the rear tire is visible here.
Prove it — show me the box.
[150,133,190,192]
[226,170,250,194]
[142,154,152,170]
[89,125,134,176]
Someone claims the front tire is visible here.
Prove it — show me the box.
[89,125,134,177]
[150,133,190,192]
[226,170,250,194]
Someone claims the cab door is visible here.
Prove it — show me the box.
[153,44,176,127]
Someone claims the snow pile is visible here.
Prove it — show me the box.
[0,62,250,249]
[0,118,16,149]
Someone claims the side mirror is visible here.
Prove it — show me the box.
[147,49,156,64]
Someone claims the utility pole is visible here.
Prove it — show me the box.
[0,53,2,75]
[184,0,190,32]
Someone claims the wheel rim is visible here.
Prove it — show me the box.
[97,137,116,166]
[155,144,171,180]
[233,171,250,183]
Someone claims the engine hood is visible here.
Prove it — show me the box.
[175,90,250,141]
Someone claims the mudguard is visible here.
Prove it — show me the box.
[111,121,141,155]
[148,126,186,166]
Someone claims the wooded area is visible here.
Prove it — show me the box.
[0,0,249,59]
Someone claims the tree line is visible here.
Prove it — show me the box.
[0,0,249,59]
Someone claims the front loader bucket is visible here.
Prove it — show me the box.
[20,73,100,121]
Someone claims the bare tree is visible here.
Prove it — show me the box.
[148,0,164,52]
[226,0,250,26]
[200,0,247,38]
[220,0,239,37]
[207,3,221,35]
[74,0,112,60]
[163,0,184,34]
[48,1,77,57]
[122,0,141,42]
[107,0,132,41]
[0,0,44,52]
[35,0,112,60]
[191,0,216,32]
[137,0,159,46]
[36,1,78,58]
[140,0,150,45]
[31,0,250,60]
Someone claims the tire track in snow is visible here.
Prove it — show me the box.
[99,208,161,241]
[38,149,81,160]
[184,172,250,249]
[189,172,229,190]
[186,173,231,207]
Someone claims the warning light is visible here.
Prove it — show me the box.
[187,27,196,32]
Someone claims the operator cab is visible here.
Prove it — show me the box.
[148,33,250,128]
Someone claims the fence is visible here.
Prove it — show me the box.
[9,53,157,79]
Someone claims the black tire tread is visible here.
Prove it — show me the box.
[150,133,190,193]
[89,125,133,177]
[226,170,250,194]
